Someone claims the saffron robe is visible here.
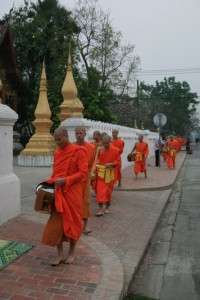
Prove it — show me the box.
[82,142,95,219]
[96,146,120,203]
[111,139,124,182]
[167,140,177,168]
[41,144,88,246]
[161,140,168,160]
[134,141,149,174]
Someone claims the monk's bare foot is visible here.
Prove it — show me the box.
[83,226,92,234]
[65,255,74,264]
[96,211,104,216]
[104,208,110,214]
[50,254,64,266]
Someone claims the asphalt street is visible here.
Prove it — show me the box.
[129,143,200,300]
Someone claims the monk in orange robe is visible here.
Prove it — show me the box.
[92,131,102,147]
[95,135,120,216]
[74,127,95,234]
[111,129,124,187]
[174,136,181,152]
[41,127,88,266]
[162,137,169,161]
[167,135,178,169]
[132,134,149,179]
[90,131,103,193]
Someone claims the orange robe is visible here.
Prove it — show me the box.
[161,140,168,160]
[96,146,120,203]
[111,139,124,182]
[174,138,180,152]
[82,142,95,219]
[41,144,88,246]
[90,143,102,193]
[134,141,149,174]
[167,140,177,168]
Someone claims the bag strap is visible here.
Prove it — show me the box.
[91,146,101,174]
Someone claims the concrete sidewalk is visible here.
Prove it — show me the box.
[0,151,186,300]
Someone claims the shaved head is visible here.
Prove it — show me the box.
[112,129,119,139]
[54,126,69,148]
[93,131,101,137]
[75,126,86,133]
[102,135,111,142]
[54,126,68,136]
[102,134,111,149]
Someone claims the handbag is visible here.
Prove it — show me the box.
[34,182,55,214]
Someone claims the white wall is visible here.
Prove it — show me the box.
[0,104,20,225]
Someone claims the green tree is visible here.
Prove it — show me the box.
[6,0,78,129]
[138,77,199,135]
[74,0,140,122]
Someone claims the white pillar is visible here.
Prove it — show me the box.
[0,104,20,224]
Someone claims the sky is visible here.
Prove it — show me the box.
[1,0,200,101]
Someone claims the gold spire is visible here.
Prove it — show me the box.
[58,51,84,121]
[141,122,144,130]
[20,62,56,156]
[134,119,138,129]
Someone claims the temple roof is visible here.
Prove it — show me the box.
[0,21,25,93]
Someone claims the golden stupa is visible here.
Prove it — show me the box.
[20,62,56,156]
[58,51,83,121]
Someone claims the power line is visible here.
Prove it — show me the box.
[134,67,200,76]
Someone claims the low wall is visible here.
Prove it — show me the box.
[0,104,20,224]
[62,118,157,169]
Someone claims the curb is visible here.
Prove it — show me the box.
[81,235,124,300]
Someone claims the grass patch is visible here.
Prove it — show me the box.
[124,295,158,300]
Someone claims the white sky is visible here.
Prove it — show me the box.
[1,0,200,99]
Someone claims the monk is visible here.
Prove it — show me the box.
[41,127,88,266]
[90,131,103,193]
[95,135,120,216]
[92,131,102,147]
[74,127,95,234]
[132,134,149,179]
[167,135,178,169]
[111,129,124,187]
[162,136,169,161]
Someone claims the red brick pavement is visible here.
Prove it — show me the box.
[0,219,100,300]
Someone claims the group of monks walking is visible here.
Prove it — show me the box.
[161,135,186,169]
[38,126,186,267]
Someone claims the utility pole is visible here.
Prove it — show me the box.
[136,79,141,128]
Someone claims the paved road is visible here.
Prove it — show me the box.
[160,143,200,300]
[129,143,200,300]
